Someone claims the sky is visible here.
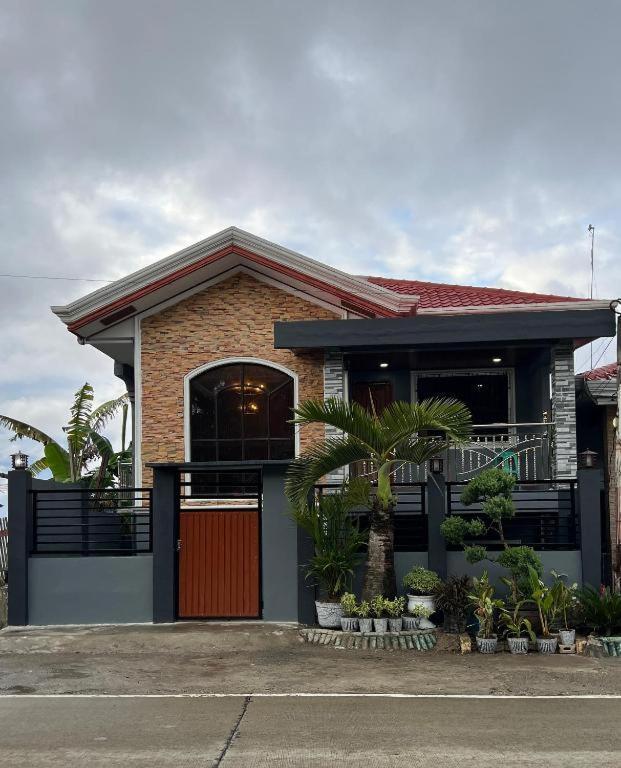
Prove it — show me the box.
[1,0,620,490]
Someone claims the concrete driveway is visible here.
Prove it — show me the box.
[1,623,621,766]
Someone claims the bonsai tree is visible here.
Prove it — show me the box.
[402,566,442,596]
[468,572,504,639]
[290,479,369,602]
[440,468,543,603]
[0,382,128,488]
[285,396,472,600]
[433,575,471,634]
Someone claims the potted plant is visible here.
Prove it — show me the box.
[370,595,388,634]
[385,596,405,632]
[402,603,432,630]
[290,480,368,628]
[340,593,359,632]
[551,571,578,645]
[577,585,621,655]
[433,575,471,634]
[402,566,441,628]
[355,600,373,633]
[499,600,536,654]
[526,565,559,654]
[468,571,504,653]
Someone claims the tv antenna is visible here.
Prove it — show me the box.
[588,224,595,368]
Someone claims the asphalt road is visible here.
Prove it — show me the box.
[1,695,620,767]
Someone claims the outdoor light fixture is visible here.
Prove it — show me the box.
[11,451,28,470]
[379,362,389,368]
[492,357,502,364]
[430,457,444,474]
[579,449,598,469]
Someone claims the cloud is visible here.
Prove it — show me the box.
[1,0,619,479]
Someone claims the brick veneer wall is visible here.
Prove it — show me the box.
[140,272,338,484]
[551,342,577,478]
[606,406,619,573]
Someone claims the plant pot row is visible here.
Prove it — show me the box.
[476,629,576,655]
[341,616,427,633]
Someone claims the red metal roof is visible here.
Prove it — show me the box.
[583,362,619,381]
[364,276,586,310]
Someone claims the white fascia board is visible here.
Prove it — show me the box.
[417,299,611,315]
[51,227,419,325]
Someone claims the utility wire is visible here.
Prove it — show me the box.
[0,274,113,283]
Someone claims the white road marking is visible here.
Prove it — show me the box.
[1,693,621,699]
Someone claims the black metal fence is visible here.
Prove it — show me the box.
[178,469,261,503]
[314,482,428,552]
[31,487,152,555]
[446,479,579,550]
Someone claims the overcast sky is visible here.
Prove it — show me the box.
[1,0,620,485]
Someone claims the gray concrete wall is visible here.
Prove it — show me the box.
[28,556,153,625]
[446,550,582,595]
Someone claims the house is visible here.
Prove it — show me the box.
[7,227,617,626]
[576,362,619,584]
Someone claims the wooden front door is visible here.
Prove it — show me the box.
[177,507,260,618]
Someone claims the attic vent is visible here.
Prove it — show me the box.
[100,305,137,326]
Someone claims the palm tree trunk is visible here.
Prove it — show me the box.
[362,498,397,600]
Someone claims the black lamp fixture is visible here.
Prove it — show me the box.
[579,448,598,469]
[11,450,29,470]
[430,456,444,474]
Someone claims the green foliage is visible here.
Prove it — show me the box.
[0,383,128,488]
[291,482,368,601]
[402,566,442,595]
[496,547,543,598]
[460,468,516,506]
[499,600,536,641]
[468,571,504,639]
[370,595,387,618]
[340,592,358,618]
[433,575,471,619]
[440,516,485,545]
[384,596,406,618]
[464,545,488,564]
[577,586,621,636]
[354,600,371,619]
[549,571,578,630]
[408,603,432,619]
[525,566,559,637]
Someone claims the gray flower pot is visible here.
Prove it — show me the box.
[388,618,403,632]
[559,629,575,646]
[315,601,343,628]
[402,615,419,630]
[599,637,621,657]
[536,636,558,654]
[340,617,359,632]
[358,618,373,633]
[507,636,529,654]
[373,618,388,634]
[476,636,498,654]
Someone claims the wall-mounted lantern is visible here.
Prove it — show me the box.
[430,456,444,474]
[579,449,598,469]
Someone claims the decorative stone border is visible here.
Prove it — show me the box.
[299,627,437,650]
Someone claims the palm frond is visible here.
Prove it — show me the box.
[285,437,372,509]
[291,398,383,452]
[379,398,472,450]
[89,394,129,433]
[29,456,50,476]
[0,415,54,445]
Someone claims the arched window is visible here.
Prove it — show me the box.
[189,362,295,461]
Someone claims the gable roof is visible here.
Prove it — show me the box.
[581,361,619,381]
[52,226,608,337]
[365,276,587,311]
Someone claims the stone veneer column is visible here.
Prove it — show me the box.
[323,350,346,483]
[551,342,577,478]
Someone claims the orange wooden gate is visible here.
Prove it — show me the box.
[177,508,260,618]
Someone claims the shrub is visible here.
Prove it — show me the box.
[468,571,504,639]
[433,575,471,620]
[370,595,387,618]
[384,596,406,618]
[402,566,442,595]
[577,586,621,636]
[340,592,358,618]
[499,600,536,640]
[408,603,432,619]
[355,600,371,619]
[496,546,543,597]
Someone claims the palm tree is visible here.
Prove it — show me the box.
[285,397,472,600]
[0,383,128,486]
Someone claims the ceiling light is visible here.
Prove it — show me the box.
[379,362,389,368]
[492,357,502,364]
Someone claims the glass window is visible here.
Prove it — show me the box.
[190,363,295,461]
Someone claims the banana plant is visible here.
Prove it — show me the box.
[0,383,128,487]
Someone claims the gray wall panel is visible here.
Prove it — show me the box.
[28,556,153,625]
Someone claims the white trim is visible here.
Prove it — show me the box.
[411,367,516,423]
[134,316,142,489]
[183,357,300,462]
[417,299,610,315]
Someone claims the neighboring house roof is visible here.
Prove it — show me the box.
[365,276,586,311]
[52,226,610,339]
[577,362,618,405]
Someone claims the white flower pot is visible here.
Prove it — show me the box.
[407,594,436,628]
[536,636,558,654]
[476,636,498,654]
[358,618,373,633]
[388,617,403,632]
[559,629,575,646]
[315,601,343,628]
[402,615,420,631]
[373,618,388,634]
[507,636,529,654]
[340,617,359,632]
